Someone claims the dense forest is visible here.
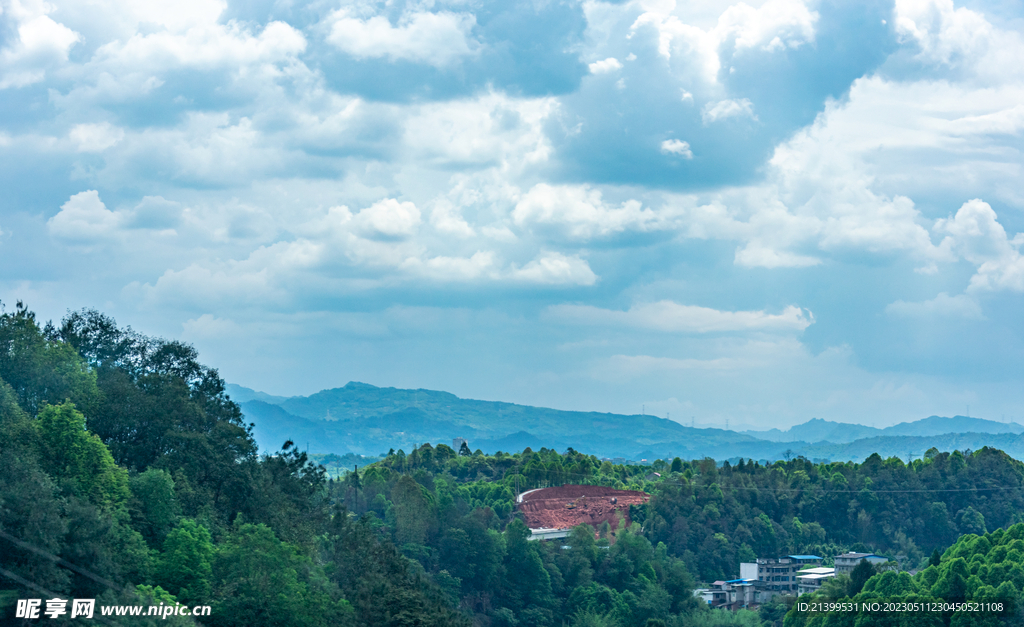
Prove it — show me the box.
[2,301,1024,626]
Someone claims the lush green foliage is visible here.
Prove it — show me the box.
[643,452,1024,582]
[356,442,1024,585]
[0,304,461,626]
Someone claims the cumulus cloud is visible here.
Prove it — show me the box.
[687,70,1024,271]
[354,199,422,240]
[660,139,693,158]
[429,200,476,238]
[101,19,306,70]
[69,123,124,152]
[513,184,669,240]
[510,252,597,285]
[401,251,496,281]
[326,10,479,67]
[549,301,814,333]
[47,190,123,241]
[588,57,622,74]
[403,93,557,168]
[631,0,819,82]
[895,0,993,67]
[701,98,757,124]
[935,199,1024,292]
[0,1,81,88]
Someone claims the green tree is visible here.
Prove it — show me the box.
[329,509,470,627]
[156,519,214,605]
[931,557,970,601]
[36,401,130,512]
[500,519,554,615]
[848,559,876,596]
[130,468,180,547]
[210,521,353,627]
[0,301,99,416]
[392,474,433,545]
[958,506,987,536]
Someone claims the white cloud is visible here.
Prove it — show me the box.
[0,1,81,88]
[692,72,1024,271]
[513,184,669,240]
[510,252,597,285]
[403,93,557,168]
[631,0,819,83]
[69,122,124,152]
[895,0,993,67]
[721,0,819,51]
[701,98,757,124]
[326,10,478,67]
[660,139,693,158]
[47,190,123,241]
[429,200,475,237]
[549,301,814,333]
[102,19,306,70]
[935,199,1024,292]
[886,293,984,319]
[125,0,227,33]
[354,198,421,240]
[588,57,622,74]
[401,251,496,281]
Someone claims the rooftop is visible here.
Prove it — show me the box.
[798,573,836,581]
[798,567,835,576]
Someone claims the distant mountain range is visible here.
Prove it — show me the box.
[228,382,1024,463]
[743,416,1024,443]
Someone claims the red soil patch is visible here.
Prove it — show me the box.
[518,485,649,533]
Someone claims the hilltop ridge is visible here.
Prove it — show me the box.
[230,382,1024,463]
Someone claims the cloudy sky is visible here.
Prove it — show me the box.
[2,0,1024,428]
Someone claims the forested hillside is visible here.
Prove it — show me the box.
[0,304,461,626]
[3,301,1024,626]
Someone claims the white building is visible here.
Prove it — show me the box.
[796,567,835,595]
[834,552,888,575]
[740,562,758,581]
[527,527,570,541]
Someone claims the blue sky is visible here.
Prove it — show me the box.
[2,0,1024,429]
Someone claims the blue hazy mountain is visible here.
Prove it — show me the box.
[235,381,774,459]
[234,381,1024,462]
[742,418,881,443]
[744,416,1024,444]
[226,383,290,405]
